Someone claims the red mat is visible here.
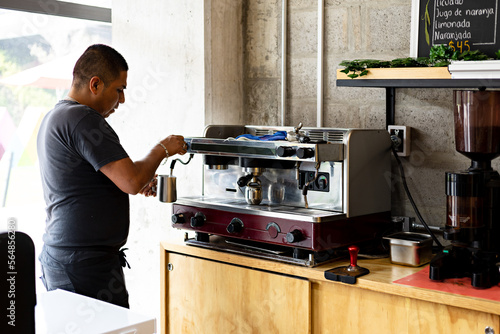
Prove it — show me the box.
[393,266,500,301]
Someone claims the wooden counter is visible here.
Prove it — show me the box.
[160,241,500,334]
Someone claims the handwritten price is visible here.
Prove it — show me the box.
[449,40,470,53]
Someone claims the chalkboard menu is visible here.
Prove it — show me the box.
[415,0,500,57]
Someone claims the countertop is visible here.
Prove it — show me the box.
[161,240,500,316]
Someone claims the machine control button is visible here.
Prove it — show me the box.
[190,212,206,227]
[171,213,185,224]
[227,218,244,233]
[296,147,314,159]
[276,146,296,157]
[286,229,304,243]
[266,222,281,239]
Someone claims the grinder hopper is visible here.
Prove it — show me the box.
[429,90,500,288]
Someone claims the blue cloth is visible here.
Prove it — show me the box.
[236,131,287,141]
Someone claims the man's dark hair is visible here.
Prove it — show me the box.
[72,44,128,89]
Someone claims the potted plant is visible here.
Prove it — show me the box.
[337,45,496,80]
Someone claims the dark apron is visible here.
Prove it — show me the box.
[40,245,130,308]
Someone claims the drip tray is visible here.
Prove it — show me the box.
[185,235,345,267]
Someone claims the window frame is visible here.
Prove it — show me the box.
[0,0,111,23]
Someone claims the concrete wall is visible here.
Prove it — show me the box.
[111,0,206,323]
[205,0,245,125]
[240,0,500,228]
[111,0,500,329]
[243,0,282,125]
[111,0,246,324]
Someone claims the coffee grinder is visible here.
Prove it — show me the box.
[429,90,500,288]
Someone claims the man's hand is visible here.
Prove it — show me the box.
[140,175,158,197]
[159,135,188,157]
[100,135,186,195]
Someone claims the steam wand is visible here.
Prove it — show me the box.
[157,154,194,203]
[302,162,320,209]
[169,153,195,173]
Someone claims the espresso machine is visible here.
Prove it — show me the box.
[429,90,500,288]
[168,125,393,266]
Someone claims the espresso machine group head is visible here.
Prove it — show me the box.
[429,90,500,288]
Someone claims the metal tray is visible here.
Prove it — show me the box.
[384,232,432,267]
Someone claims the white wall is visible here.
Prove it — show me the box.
[110,0,205,323]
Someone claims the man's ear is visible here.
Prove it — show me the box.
[89,76,102,94]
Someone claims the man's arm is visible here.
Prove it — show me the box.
[100,135,185,195]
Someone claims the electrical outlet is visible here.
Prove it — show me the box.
[388,125,411,157]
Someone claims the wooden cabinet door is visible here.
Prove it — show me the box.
[312,281,410,334]
[312,280,500,334]
[406,298,500,334]
[162,252,311,334]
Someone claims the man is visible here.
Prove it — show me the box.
[37,44,186,308]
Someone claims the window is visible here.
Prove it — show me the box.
[0,2,111,290]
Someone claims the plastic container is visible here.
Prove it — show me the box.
[384,232,432,267]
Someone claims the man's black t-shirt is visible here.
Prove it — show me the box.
[37,100,130,249]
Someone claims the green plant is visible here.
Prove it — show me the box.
[459,50,489,61]
[340,45,496,78]
[390,57,430,68]
[429,45,490,66]
[428,44,459,66]
[338,60,370,79]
